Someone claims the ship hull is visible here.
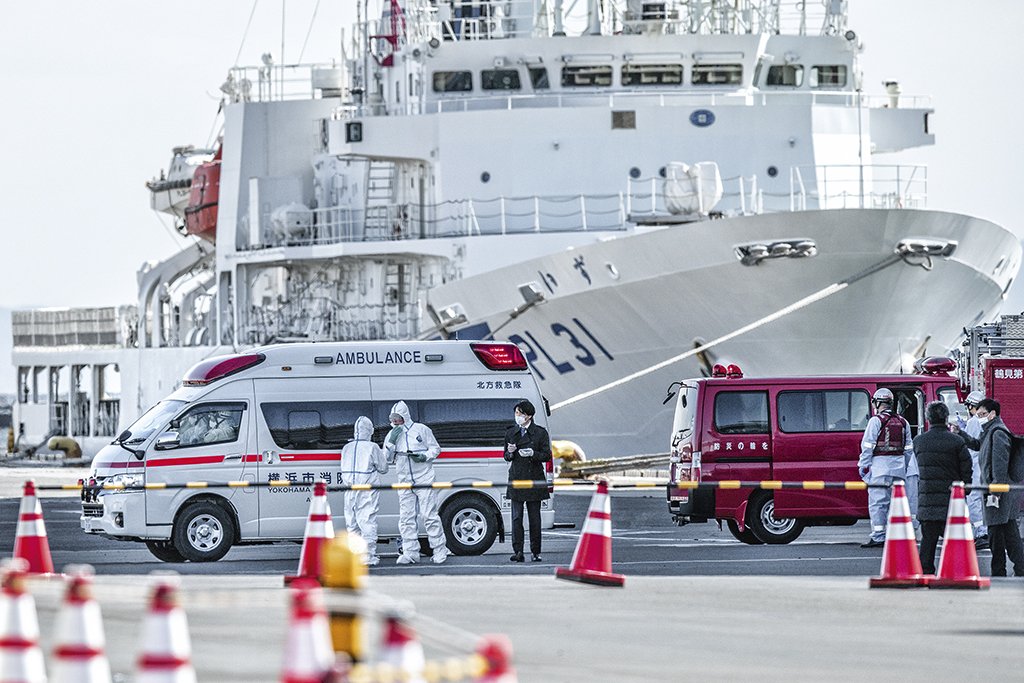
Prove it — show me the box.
[427,209,1021,457]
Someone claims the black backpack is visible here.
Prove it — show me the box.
[989,427,1024,484]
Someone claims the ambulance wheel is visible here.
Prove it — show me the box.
[746,491,804,545]
[726,519,764,545]
[145,540,186,563]
[441,496,498,556]
[172,501,235,562]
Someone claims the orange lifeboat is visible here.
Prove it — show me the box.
[183,146,221,242]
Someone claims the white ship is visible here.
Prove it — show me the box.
[11,0,1021,459]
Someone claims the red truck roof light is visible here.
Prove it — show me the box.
[919,356,956,375]
[726,364,744,379]
[471,343,528,370]
[711,364,727,378]
[182,353,266,386]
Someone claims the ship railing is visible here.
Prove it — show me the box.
[414,89,931,117]
[242,303,421,345]
[222,62,346,104]
[12,306,139,349]
[626,173,764,218]
[248,194,632,250]
[790,164,927,211]
[95,400,119,438]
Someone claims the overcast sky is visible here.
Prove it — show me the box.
[1,1,1021,393]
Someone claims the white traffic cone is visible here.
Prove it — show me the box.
[286,480,335,584]
[135,575,196,683]
[0,558,47,683]
[280,578,335,683]
[51,567,111,683]
[379,612,425,683]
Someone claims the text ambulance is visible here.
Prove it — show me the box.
[80,341,554,562]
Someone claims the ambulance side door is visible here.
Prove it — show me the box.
[254,377,371,539]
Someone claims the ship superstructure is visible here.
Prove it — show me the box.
[12,1,1020,458]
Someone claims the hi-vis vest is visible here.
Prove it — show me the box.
[873,412,907,456]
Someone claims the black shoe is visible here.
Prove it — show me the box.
[510,552,525,562]
[531,554,543,562]
[974,536,990,551]
[860,539,884,548]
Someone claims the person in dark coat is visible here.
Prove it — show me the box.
[912,401,973,574]
[504,400,552,563]
[974,398,1024,577]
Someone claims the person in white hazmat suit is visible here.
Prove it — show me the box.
[340,416,389,566]
[858,388,916,547]
[383,401,449,565]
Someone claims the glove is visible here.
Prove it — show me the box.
[519,448,534,458]
[386,426,405,446]
[858,466,870,480]
[410,452,427,463]
[986,494,1001,509]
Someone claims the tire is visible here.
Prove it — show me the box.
[726,519,764,545]
[440,495,498,556]
[746,491,804,545]
[145,540,187,563]
[172,501,235,562]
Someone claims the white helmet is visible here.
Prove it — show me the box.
[965,390,985,406]
[872,388,894,403]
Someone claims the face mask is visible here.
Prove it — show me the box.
[515,415,528,427]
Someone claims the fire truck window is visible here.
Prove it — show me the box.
[938,388,967,425]
[713,391,768,434]
[777,390,869,433]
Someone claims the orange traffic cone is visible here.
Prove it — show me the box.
[474,634,517,682]
[286,480,335,585]
[379,612,425,683]
[13,481,55,575]
[280,578,335,683]
[555,480,625,587]
[930,483,991,589]
[869,481,928,588]
[0,558,47,683]
[136,575,196,683]
[52,566,112,683]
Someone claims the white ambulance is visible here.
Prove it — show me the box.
[80,341,555,562]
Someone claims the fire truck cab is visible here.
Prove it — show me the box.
[665,360,961,544]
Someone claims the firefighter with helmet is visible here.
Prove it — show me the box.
[858,388,916,548]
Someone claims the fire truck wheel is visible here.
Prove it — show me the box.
[746,491,804,544]
[172,501,235,562]
[440,495,498,556]
[145,540,187,563]
[726,519,764,545]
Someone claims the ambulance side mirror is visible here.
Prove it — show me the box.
[155,433,181,451]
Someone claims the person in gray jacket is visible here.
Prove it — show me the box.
[974,398,1024,577]
[913,401,973,574]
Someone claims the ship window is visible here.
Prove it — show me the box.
[766,64,804,87]
[713,391,769,434]
[528,66,550,89]
[561,65,613,87]
[432,70,473,92]
[481,69,522,90]
[692,64,743,86]
[612,111,636,129]
[622,63,683,86]
[810,65,847,88]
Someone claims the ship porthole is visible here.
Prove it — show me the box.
[767,165,778,178]
[606,262,620,280]
[658,166,667,178]
[629,167,641,179]
[480,171,491,183]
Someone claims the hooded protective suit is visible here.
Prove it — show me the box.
[382,401,447,563]
[340,416,388,562]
